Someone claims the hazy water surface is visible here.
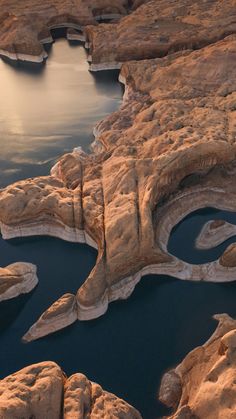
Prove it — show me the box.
[0,38,122,186]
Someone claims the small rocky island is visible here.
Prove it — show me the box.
[0,0,236,417]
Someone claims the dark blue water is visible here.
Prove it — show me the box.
[1,215,236,419]
[1,38,236,419]
[169,207,236,263]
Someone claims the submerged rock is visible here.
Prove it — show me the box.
[159,314,236,419]
[0,361,142,418]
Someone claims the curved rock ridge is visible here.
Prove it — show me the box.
[159,314,236,418]
[85,0,236,70]
[195,219,236,250]
[0,262,38,302]
[0,361,142,418]
[0,0,131,62]
[1,36,236,333]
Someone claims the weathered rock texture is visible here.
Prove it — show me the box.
[196,220,236,250]
[85,0,236,69]
[0,361,141,418]
[159,314,236,419]
[1,34,236,334]
[22,293,77,342]
[0,0,131,61]
[0,262,38,302]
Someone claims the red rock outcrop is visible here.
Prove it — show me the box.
[0,361,141,418]
[0,262,38,302]
[196,220,236,250]
[85,0,236,69]
[159,314,236,419]
[0,0,130,61]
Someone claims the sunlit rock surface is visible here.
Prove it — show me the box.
[159,314,236,419]
[22,293,77,342]
[85,0,236,69]
[195,220,236,250]
[0,34,236,329]
[0,361,141,419]
[0,262,38,301]
[0,0,131,61]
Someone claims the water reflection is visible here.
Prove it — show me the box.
[0,38,122,187]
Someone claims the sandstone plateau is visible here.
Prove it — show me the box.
[0,361,141,418]
[159,314,236,418]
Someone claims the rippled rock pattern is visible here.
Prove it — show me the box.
[159,314,236,419]
[0,361,141,418]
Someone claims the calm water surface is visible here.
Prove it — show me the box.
[1,38,236,419]
[0,37,122,187]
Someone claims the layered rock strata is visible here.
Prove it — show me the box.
[0,0,131,62]
[196,220,236,250]
[0,262,38,302]
[22,293,77,342]
[159,314,236,418]
[0,361,141,418]
[1,35,236,336]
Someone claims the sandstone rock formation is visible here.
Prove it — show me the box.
[85,0,236,70]
[220,243,236,268]
[0,0,131,61]
[0,262,38,302]
[159,314,236,418]
[0,361,141,418]
[195,220,236,250]
[1,34,236,334]
[22,293,77,342]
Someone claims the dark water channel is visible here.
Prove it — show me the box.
[1,36,236,419]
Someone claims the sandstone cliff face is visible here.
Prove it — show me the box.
[0,361,141,418]
[159,314,236,419]
[1,34,236,332]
